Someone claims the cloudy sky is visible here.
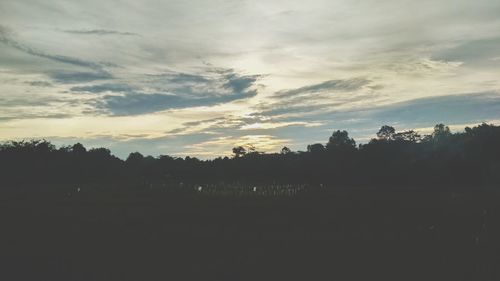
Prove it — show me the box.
[1,0,500,158]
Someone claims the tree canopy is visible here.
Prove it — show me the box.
[1,123,500,188]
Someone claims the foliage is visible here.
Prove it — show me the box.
[1,123,500,188]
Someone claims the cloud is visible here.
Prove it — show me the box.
[159,113,325,144]
[0,94,81,121]
[92,90,257,116]
[49,71,112,83]
[160,73,210,84]
[0,95,71,107]
[222,73,261,94]
[71,83,134,93]
[366,92,500,126]
[252,78,377,121]
[0,25,113,82]
[148,68,262,98]
[262,91,500,145]
[84,68,262,115]
[274,78,371,98]
[0,113,72,121]
[63,29,139,36]
[239,121,324,130]
[0,26,101,70]
[253,78,377,119]
[181,117,227,128]
[27,81,53,87]
[92,93,191,115]
[433,37,500,67]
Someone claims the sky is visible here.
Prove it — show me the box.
[1,0,500,158]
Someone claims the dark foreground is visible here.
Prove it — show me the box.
[1,185,499,281]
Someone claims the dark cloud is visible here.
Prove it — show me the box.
[181,117,227,127]
[27,81,53,87]
[0,113,73,121]
[117,133,152,138]
[71,83,134,93]
[257,104,329,117]
[0,95,78,121]
[49,71,113,83]
[222,73,261,94]
[63,29,139,36]
[366,92,500,125]
[246,78,376,123]
[92,89,258,116]
[163,73,210,84]
[85,68,262,115]
[149,69,261,98]
[433,37,500,67]
[93,93,184,115]
[0,96,69,107]
[166,114,323,140]
[0,25,114,82]
[0,27,100,70]
[270,92,500,136]
[256,83,376,118]
[275,78,370,98]
[164,128,189,135]
[147,72,213,98]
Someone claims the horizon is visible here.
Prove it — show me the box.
[2,0,500,159]
[2,122,495,161]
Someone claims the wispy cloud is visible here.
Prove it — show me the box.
[50,71,113,83]
[274,78,371,98]
[1,25,104,70]
[254,78,379,119]
[0,25,113,82]
[26,81,53,87]
[71,83,134,93]
[239,121,324,130]
[63,29,139,36]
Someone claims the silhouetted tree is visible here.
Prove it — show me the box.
[1,123,500,188]
[232,146,246,158]
[281,146,292,154]
[326,130,356,149]
[72,143,87,155]
[432,123,451,141]
[377,125,396,141]
[393,130,421,143]
[307,143,325,153]
[126,152,144,165]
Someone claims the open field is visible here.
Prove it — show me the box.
[1,185,499,281]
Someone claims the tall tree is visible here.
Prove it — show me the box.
[376,125,396,141]
[232,146,247,158]
[326,130,356,149]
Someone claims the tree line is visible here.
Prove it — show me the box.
[1,123,499,188]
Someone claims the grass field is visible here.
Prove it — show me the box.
[1,185,499,281]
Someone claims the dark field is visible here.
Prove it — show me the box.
[1,185,499,281]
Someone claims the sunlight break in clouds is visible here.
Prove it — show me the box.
[1,0,500,158]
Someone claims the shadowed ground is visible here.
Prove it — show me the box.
[1,186,499,281]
